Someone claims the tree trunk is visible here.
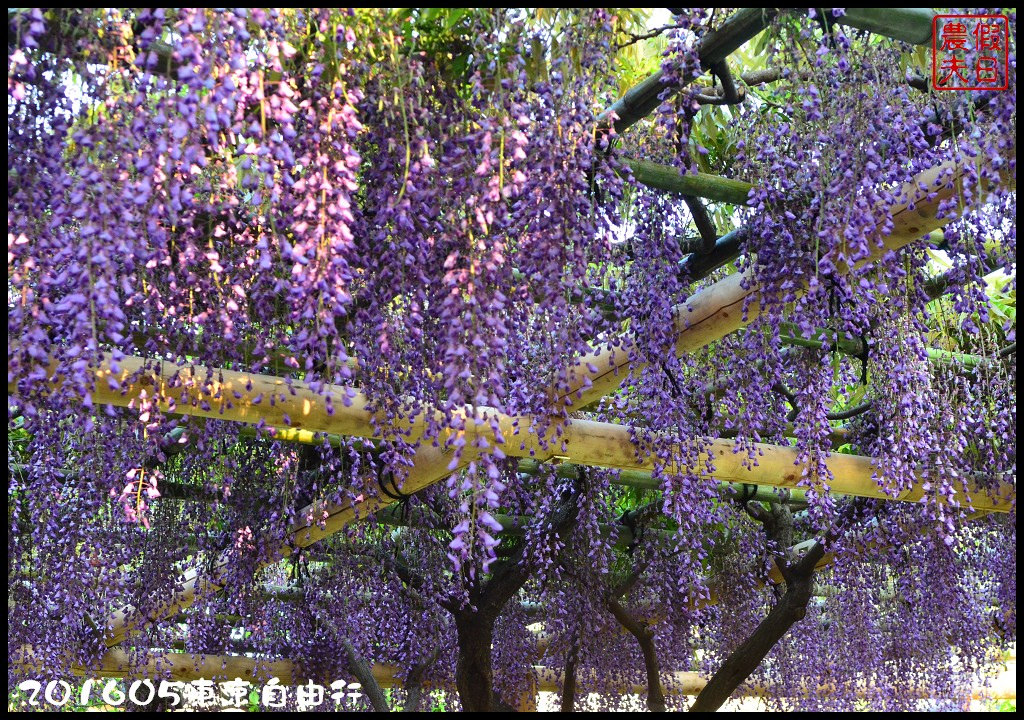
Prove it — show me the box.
[403,679,425,713]
[403,650,438,712]
[448,484,582,712]
[688,546,822,712]
[638,630,667,713]
[342,640,391,713]
[608,597,666,712]
[560,636,579,712]
[455,612,496,712]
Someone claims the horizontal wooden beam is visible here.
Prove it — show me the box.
[563,151,1015,410]
[12,356,1011,514]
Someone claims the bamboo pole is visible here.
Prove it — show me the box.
[12,358,1012,514]
[6,355,382,441]
[519,458,814,506]
[778,312,998,369]
[516,420,1014,513]
[517,673,540,712]
[99,442,459,648]
[564,152,1015,410]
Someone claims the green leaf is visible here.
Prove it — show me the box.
[444,8,469,31]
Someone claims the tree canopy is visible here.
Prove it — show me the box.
[7,7,1017,712]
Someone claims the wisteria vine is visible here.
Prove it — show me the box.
[8,7,1016,713]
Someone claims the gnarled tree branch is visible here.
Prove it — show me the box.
[342,639,391,713]
[607,595,667,712]
[449,477,584,711]
[689,500,872,711]
[403,648,440,712]
[560,632,581,712]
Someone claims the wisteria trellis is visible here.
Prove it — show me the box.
[7,7,1017,712]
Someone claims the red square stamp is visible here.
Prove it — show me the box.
[932,14,1010,91]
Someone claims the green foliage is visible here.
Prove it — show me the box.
[247,688,260,712]
[387,7,478,81]
[430,689,449,711]
[8,413,29,449]
[924,249,1016,348]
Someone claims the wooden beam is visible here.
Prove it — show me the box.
[564,153,1015,410]
[13,358,1012,515]
[100,442,459,648]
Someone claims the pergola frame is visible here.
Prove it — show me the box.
[7,6,1016,711]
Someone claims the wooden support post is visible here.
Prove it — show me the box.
[516,672,539,712]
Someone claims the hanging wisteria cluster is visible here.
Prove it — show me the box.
[8,7,1016,713]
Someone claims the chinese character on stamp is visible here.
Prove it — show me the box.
[932,14,1010,91]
